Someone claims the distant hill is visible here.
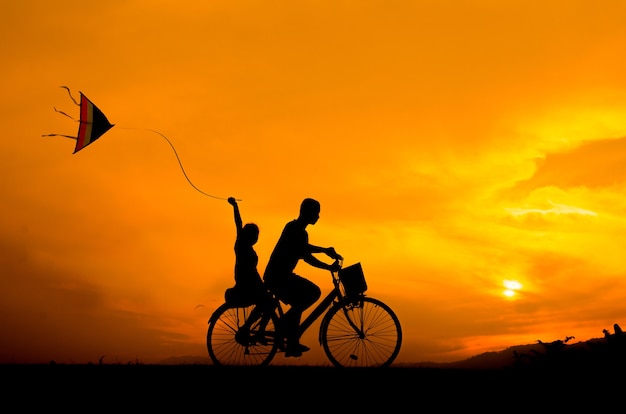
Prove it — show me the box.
[161,332,626,370]
[405,334,626,370]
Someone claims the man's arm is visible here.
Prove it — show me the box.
[309,244,342,260]
[303,245,343,271]
[302,253,336,271]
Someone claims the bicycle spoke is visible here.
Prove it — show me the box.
[321,297,402,368]
[207,304,279,367]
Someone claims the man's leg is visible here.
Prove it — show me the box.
[269,275,320,357]
[283,308,309,357]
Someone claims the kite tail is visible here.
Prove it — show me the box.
[60,85,80,106]
[41,87,81,138]
[53,106,77,121]
[41,133,77,140]
[124,128,233,201]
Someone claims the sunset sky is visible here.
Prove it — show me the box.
[3,0,626,366]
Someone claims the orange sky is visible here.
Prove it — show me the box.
[3,0,626,366]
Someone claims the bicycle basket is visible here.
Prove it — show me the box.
[338,262,367,297]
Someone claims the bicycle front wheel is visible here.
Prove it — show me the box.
[320,296,402,368]
[207,303,279,367]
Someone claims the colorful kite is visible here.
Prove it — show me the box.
[43,86,231,200]
[42,86,115,154]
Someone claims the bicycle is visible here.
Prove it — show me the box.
[206,260,402,368]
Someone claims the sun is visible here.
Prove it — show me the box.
[503,279,523,298]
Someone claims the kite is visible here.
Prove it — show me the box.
[42,86,114,154]
[43,86,231,200]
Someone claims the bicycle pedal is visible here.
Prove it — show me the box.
[252,334,268,346]
[283,343,310,357]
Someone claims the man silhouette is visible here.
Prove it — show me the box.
[263,198,342,357]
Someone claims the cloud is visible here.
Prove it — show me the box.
[509,136,626,194]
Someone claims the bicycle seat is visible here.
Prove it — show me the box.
[224,287,256,307]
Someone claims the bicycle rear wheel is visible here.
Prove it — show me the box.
[207,303,279,367]
[320,296,402,368]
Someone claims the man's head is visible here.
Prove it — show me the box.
[299,198,320,225]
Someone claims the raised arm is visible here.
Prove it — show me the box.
[228,197,242,233]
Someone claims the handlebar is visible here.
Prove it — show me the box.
[330,258,343,276]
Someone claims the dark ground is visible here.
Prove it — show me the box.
[1,363,622,410]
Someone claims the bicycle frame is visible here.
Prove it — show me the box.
[297,284,342,340]
[271,268,359,342]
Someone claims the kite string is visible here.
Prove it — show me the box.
[121,127,231,201]
[48,86,235,201]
